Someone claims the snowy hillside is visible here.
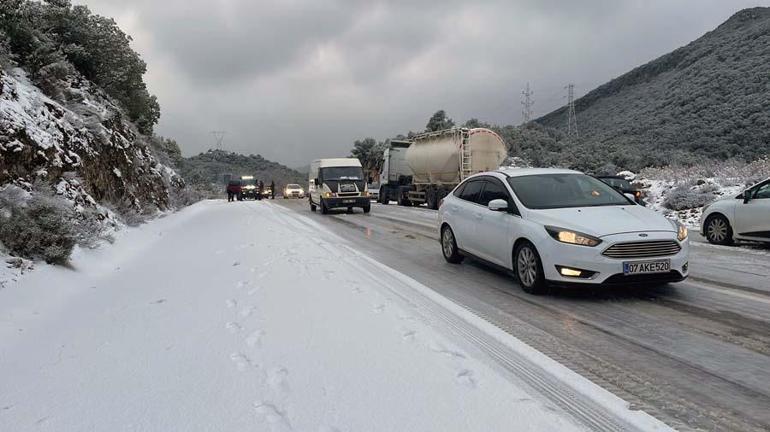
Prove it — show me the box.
[0,66,188,272]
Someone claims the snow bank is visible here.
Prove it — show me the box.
[0,200,672,431]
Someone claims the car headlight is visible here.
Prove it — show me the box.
[545,226,602,247]
[668,219,688,241]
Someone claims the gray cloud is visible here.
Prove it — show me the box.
[78,0,770,167]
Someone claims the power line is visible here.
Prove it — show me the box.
[521,82,534,124]
[210,130,227,150]
[565,84,578,140]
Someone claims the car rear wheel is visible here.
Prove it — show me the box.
[441,226,464,264]
[514,241,547,294]
[705,214,733,245]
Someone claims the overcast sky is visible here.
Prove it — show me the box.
[76,0,768,167]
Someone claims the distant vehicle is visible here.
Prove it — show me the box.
[226,180,242,201]
[378,128,507,209]
[700,177,770,245]
[438,168,689,294]
[596,175,644,204]
[367,182,380,201]
[240,176,258,200]
[261,185,272,199]
[283,184,305,199]
[308,158,371,214]
[377,140,413,205]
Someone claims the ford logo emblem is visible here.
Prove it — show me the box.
[639,233,649,237]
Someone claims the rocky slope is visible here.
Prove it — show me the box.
[1,67,183,215]
[534,7,770,171]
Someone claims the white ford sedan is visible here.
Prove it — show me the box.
[438,168,689,294]
[700,177,770,245]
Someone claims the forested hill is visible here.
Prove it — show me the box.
[534,7,770,170]
[179,150,306,192]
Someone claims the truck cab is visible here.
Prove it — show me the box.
[308,158,371,214]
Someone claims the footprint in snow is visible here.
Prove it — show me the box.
[230,352,255,372]
[245,329,265,347]
[254,402,292,432]
[226,322,243,333]
[225,299,237,308]
[267,367,290,393]
[351,286,363,294]
[373,304,386,314]
[232,261,241,267]
[455,369,477,388]
[240,306,257,318]
[400,329,416,341]
[429,341,466,360]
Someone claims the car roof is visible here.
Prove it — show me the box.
[495,167,582,178]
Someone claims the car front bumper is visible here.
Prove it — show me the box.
[540,232,689,285]
[323,197,370,208]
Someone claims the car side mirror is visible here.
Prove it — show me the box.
[488,199,508,212]
[624,193,637,203]
[743,193,751,204]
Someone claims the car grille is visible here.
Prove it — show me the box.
[602,240,681,259]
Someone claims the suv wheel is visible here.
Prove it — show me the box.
[441,226,464,264]
[514,241,546,294]
[705,214,733,245]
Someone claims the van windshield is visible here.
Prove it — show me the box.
[321,167,363,181]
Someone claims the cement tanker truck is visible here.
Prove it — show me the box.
[387,128,506,209]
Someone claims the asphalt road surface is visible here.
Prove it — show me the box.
[275,197,770,432]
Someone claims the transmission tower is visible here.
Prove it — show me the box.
[565,84,578,140]
[521,82,534,124]
[210,130,227,150]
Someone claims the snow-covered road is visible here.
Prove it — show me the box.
[0,200,667,432]
[272,198,770,432]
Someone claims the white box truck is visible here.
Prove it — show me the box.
[308,158,371,214]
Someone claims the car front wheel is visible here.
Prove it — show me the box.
[514,241,546,294]
[705,214,733,245]
[441,226,464,264]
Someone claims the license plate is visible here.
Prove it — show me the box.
[342,199,355,204]
[623,260,670,275]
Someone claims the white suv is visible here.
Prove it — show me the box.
[438,168,689,294]
[700,178,770,245]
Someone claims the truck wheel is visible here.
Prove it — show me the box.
[379,191,388,205]
[397,193,409,206]
[426,190,438,210]
[321,199,329,214]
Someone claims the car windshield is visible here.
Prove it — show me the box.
[321,166,363,181]
[287,184,301,189]
[600,177,632,190]
[507,174,630,209]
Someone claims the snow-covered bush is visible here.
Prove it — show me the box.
[662,182,720,211]
[0,186,76,264]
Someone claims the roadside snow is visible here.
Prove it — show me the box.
[0,200,671,432]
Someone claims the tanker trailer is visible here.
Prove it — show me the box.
[404,128,507,209]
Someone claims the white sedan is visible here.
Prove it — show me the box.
[700,177,770,245]
[438,168,689,294]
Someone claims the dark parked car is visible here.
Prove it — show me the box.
[596,176,644,205]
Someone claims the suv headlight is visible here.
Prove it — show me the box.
[545,226,602,247]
